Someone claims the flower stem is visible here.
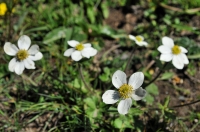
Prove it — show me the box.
[144,62,168,88]
[171,99,200,108]
[149,99,200,111]
[124,48,135,73]
[78,63,91,91]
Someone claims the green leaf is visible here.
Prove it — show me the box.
[101,1,109,18]
[159,72,174,80]
[164,96,170,107]
[188,54,200,59]
[108,106,118,112]
[43,27,72,44]
[104,67,110,75]
[129,108,143,116]
[99,74,109,82]
[72,78,81,88]
[85,108,100,118]
[100,26,113,36]
[172,23,200,35]
[99,67,111,82]
[84,97,96,109]
[24,26,49,34]
[113,118,123,128]
[146,83,159,95]
[87,6,95,23]
[144,94,154,105]
[123,120,134,129]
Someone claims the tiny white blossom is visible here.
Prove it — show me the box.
[102,70,146,115]
[129,35,148,46]
[64,40,97,61]
[4,35,43,75]
[158,36,189,69]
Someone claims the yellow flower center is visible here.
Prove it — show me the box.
[17,50,29,61]
[118,84,133,99]
[135,36,143,42]
[0,3,7,16]
[172,45,181,55]
[75,43,84,51]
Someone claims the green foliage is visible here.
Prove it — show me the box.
[0,0,199,131]
[177,0,200,9]
[159,72,174,80]
[43,27,73,44]
[145,83,159,105]
[99,67,110,82]
[112,115,134,129]
[158,96,176,121]
[83,95,104,129]
[177,37,200,58]
[187,61,196,76]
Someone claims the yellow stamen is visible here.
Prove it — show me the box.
[75,43,84,51]
[17,50,29,61]
[119,84,133,99]
[135,36,143,42]
[0,3,7,16]
[172,45,181,55]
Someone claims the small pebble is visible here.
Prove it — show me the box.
[178,96,185,101]
[194,119,198,123]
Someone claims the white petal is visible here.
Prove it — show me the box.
[128,35,136,41]
[29,52,43,61]
[64,48,75,57]
[162,36,174,48]
[181,53,189,64]
[18,35,31,50]
[135,42,143,46]
[67,40,79,47]
[24,58,35,69]
[172,55,184,69]
[112,70,127,89]
[136,41,147,46]
[128,72,144,90]
[14,61,25,75]
[180,46,188,53]
[102,90,120,104]
[4,42,18,56]
[117,98,132,115]
[8,58,17,72]
[137,41,148,46]
[81,47,97,58]
[160,53,173,62]
[132,87,146,101]
[83,43,91,47]
[157,45,172,54]
[71,51,82,61]
[28,45,39,55]
[89,48,97,56]
[81,48,91,58]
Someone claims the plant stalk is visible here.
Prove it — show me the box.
[144,62,168,88]
[124,48,135,74]
[78,63,91,91]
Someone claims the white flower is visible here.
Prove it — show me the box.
[129,35,148,46]
[4,35,43,75]
[102,70,146,115]
[157,36,189,69]
[64,40,97,61]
